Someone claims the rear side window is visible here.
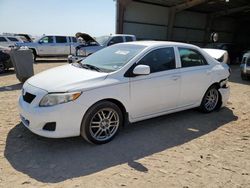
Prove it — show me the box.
[72,37,77,43]
[178,48,208,68]
[0,37,7,42]
[108,36,123,46]
[125,36,133,42]
[138,47,176,73]
[55,36,67,43]
[7,37,19,42]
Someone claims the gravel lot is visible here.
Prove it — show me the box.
[0,62,249,188]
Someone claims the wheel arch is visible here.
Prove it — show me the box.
[202,82,222,110]
[84,98,129,127]
[98,98,128,126]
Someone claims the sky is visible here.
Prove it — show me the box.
[0,0,116,37]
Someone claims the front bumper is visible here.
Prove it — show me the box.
[219,86,230,107]
[18,83,88,138]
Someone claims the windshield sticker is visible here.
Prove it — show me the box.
[115,50,130,55]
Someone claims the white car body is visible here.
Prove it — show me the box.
[19,41,230,139]
[0,35,23,47]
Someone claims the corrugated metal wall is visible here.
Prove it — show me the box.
[120,1,235,46]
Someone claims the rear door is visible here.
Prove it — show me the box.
[55,36,70,55]
[177,47,212,107]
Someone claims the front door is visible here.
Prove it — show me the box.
[129,47,181,119]
[37,36,55,56]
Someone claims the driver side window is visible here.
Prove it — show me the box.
[137,47,176,73]
[40,36,54,43]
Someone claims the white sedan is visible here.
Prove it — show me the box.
[19,41,230,144]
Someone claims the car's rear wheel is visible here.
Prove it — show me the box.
[200,86,219,113]
[81,101,123,144]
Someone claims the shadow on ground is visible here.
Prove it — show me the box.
[4,107,237,183]
[0,69,15,77]
[0,83,22,92]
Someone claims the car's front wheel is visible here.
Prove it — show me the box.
[200,86,220,113]
[81,101,123,144]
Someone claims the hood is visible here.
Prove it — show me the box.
[27,64,108,92]
[75,32,97,43]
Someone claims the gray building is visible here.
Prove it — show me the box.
[116,0,250,47]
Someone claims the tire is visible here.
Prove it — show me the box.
[81,101,123,144]
[31,49,37,62]
[200,85,220,113]
[0,62,5,74]
[241,73,247,80]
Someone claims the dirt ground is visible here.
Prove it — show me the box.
[0,62,249,188]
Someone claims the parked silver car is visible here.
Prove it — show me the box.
[16,35,80,60]
[68,33,136,63]
[240,52,250,80]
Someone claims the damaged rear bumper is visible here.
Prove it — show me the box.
[219,87,230,107]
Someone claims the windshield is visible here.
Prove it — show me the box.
[95,36,110,46]
[80,44,146,73]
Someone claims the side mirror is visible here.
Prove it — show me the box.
[133,65,150,76]
[38,40,43,44]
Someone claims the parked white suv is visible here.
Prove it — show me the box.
[68,34,136,63]
[16,35,80,60]
[0,35,23,47]
[19,41,230,144]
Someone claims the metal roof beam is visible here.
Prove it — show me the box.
[211,5,250,17]
[174,0,208,12]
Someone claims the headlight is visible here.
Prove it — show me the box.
[77,49,86,56]
[39,92,81,107]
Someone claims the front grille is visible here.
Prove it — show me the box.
[23,92,36,103]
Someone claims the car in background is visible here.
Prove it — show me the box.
[68,33,136,63]
[0,46,12,73]
[19,41,230,144]
[240,52,250,80]
[0,35,23,48]
[16,35,80,60]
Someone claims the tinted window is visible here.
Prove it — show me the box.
[7,37,19,42]
[125,36,133,42]
[55,36,67,43]
[72,37,77,43]
[178,48,208,68]
[108,36,123,46]
[40,36,53,43]
[138,47,176,73]
[0,37,7,42]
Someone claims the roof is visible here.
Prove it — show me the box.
[127,40,199,48]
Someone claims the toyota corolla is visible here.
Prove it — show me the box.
[19,41,230,144]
